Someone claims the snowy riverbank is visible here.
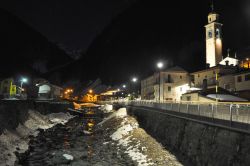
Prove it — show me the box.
[98,105,182,166]
[0,110,74,166]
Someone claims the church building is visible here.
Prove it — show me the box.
[205,4,239,67]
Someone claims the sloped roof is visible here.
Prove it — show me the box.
[191,64,237,74]
[164,66,188,73]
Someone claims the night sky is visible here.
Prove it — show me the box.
[1,0,250,85]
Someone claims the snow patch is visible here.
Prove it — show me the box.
[0,110,75,166]
[83,130,92,135]
[99,104,113,113]
[63,154,74,160]
[98,108,127,126]
[207,94,248,102]
[48,112,75,125]
[109,115,153,166]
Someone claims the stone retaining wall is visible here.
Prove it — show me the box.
[128,106,250,166]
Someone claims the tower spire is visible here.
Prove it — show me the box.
[211,0,214,12]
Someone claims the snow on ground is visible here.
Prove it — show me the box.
[100,107,183,166]
[99,104,113,113]
[0,110,75,166]
[63,154,74,160]
[98,107,126,126]
[207,94,248,101]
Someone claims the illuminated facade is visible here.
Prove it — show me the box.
[141,66,191,101]
[0,78,21,98]
[240,59,250,69]
[205,10,223,67]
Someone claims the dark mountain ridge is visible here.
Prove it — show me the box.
[0,8,73,83]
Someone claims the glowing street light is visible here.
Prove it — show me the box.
[20,77,28,89]
[122,84,126,88]
[132,77,137,82]
[156,61,164,101]
[157,61,164,69]
[89,89,93,94]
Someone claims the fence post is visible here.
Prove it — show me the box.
[230,104,233,127]
[212,104,214,121]
[171,103,173,111]
[187,104,189,114]
[198,104,200,116]
[178,103,180,112]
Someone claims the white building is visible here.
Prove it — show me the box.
[141,66,191,101]
[37,82,63,100]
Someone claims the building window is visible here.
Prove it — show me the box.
[168,86,171,92]
[167,74,171,83]
[245,74,250,81]
[216,29,220,38]
[213,71,215,74]
[180,75,182,79]
[208,30,213,38]
[187,96,191,101]
[237,76,242,82]
[198,74,200,78]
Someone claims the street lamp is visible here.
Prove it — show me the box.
[132,77,137,82]
[131,77,138,99]
[20,78,28,89]
[157,61,164,101]
[122,84,126,88]
[89,89,93,94]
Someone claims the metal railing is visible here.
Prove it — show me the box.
[100,100,250,126]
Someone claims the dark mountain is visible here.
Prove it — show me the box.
[0,8,73,82]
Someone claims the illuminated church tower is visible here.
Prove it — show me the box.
[205,3,223,67]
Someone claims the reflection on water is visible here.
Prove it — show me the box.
[81,108,96,160]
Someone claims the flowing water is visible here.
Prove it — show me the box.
[15,108,106,166]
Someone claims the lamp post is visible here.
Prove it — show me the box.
[131,77,138,99]
[20,78,28,89]
[157,62,164,101]
[216,73,218,103]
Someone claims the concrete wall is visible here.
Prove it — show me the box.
[128,106,250,166]
[0,100,73,134]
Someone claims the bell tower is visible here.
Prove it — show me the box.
[205,2,223,67]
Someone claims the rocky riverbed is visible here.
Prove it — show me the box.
[14,105,182,166]
[0,110,75,166]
